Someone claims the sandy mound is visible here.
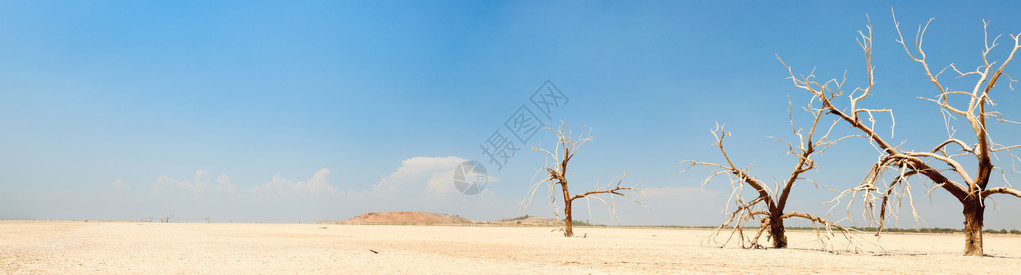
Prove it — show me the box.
[336,211,471,225]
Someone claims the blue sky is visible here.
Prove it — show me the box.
[1,1,1020,229]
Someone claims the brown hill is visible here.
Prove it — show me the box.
[336,211,472,225]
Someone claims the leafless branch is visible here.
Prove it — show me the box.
[783,10,1020,256]
[684,99,865,252]
[523,121,644,237]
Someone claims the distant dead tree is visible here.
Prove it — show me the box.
[779,12,1021,256]
[524,122,646,237]
[160,214,174,223]
[682,102,865,252]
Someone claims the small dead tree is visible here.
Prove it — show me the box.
[160,214,173,223]
[780,12,1021,256]
[524,122,645,237]
[682,102,863,252]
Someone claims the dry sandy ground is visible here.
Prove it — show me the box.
[2,221,1020,274]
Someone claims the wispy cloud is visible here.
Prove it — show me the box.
[215,174,236,194]
[150,169,231,194]
[110,179,129,191]
[251,168,337,194]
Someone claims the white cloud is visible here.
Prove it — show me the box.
[195,170,208,182]
[371,156,466,196]
[216,174,236,194]
[425,170,455,197]
[110,179,129,191]
[342,156,509,221]
[150,169,231,194]
[251,168,337,194]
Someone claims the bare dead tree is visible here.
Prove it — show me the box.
[160,214,173,223]
[523,122,646,237]
[681,101,866,252]
[780,12,1021,256]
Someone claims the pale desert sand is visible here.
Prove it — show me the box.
[2,221,1020,274]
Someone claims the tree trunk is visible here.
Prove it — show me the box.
[769,215,788,248]
[558,175,575,237]
[563,199,574,237]
[963,198,985,256]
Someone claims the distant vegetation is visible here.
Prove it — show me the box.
[504,215,531,221]
[570,220,600,227]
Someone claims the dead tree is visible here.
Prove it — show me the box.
[524,122,645,237]
[780,12,1021,256]
[682,102,863,252]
